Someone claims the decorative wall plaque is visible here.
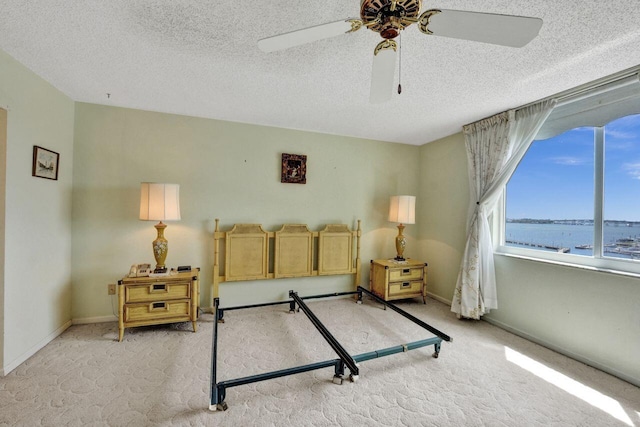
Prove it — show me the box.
[281,153,306,184]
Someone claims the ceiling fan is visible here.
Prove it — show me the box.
[258,0,542,103]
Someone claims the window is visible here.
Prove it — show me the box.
[505,126,595,256]
[603,115,640,259]
[500,72,640,273]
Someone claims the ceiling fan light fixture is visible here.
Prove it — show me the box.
[258,1,543,103]
[380,27,399,39]
[360,0,422,37]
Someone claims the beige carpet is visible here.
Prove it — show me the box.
[1,296,638,426]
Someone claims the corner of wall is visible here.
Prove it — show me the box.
[0,108,7,371]
[416,132,468,302]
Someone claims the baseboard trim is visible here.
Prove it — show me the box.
[1,320,72,376]
[72,310,214,324]
[426,292,452,306]
[72,315,118,325]
[483,316,640,388]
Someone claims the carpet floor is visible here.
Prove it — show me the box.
[1,296,638,426]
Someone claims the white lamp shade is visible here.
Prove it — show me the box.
[139,183,181,221]
[388,195,415,224]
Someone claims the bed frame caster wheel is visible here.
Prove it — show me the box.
[209,402,228,411]
[349,374,359,382]
[432,352,439,358]
[332,375,344,385]
[356,300,362,305]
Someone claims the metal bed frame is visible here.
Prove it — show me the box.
[209,286,452,411]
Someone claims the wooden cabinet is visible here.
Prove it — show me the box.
[369,259,427,303]
[117,269,200,341]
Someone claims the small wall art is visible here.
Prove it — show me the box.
[281,153,307,184]
[32,145,59,180]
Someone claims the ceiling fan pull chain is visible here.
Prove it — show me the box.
[398,32,402,95]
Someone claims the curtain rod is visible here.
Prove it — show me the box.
[516,63,640,112]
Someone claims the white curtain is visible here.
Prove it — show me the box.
[451,100,556,319]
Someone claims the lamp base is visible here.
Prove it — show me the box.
[394,223,407,260]
[153,221,169,271]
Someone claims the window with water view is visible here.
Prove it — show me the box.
[505,113,640,264]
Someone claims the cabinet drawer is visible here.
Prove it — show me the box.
[125,281,190,303]
[389,266,423,282]
[124,300,191,322]
[388,280,423,297]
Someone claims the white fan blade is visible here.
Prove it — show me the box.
[370,40,397,104]
[258,19,361,53]
[420,9,542,48]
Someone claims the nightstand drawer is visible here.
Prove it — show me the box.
[124,300,191,322]
[389,280,423,297]
[125,281,191,303]
[389,266,423,282]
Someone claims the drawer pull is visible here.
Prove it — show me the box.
[402,282,411,288]
[151,302,167,311]
[402,269,411,275]
[150,283,167,293]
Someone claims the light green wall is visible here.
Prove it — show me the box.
[0,49,75,373]
[71,103,420,317]
[416,132,469,302]
[0,108,6,369]
[419,131,640,386]
[491,255,640,385]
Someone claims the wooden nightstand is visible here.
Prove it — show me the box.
[369,259,427,303]
[117,268,200,342]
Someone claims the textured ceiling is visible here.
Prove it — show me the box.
[2,1,640,145]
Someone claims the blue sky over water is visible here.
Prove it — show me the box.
[507,114,640,221]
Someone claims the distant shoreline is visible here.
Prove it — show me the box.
[507,219,640,226]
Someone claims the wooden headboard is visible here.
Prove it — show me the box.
[212,220,361,299]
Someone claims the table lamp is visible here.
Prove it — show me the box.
[139,183,181,272]
[388,195,415,261]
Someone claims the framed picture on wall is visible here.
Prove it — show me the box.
[32,145,59,180]
[281,153,307,184]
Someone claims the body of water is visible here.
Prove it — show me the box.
[505,222,640,259]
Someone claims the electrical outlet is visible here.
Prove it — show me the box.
[108,284,116,295]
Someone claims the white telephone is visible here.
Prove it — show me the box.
[129,263,152,277]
